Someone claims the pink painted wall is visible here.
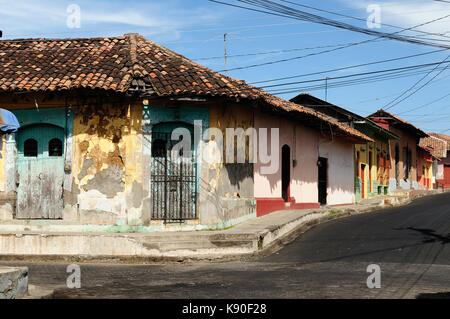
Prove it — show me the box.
[254,111,318,204]
[319,137,355,205]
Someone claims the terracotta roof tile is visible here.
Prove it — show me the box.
[428,133,450,151]
[419,135,447,159]
[367,109,428,137]
[0,33,370,142]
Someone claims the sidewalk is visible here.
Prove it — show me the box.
[0,189,448,263]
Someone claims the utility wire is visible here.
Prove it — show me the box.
[210,7,450,72]
[384,54,450,110]
[279,0,450,40]
[211,0,450,50]
[260,60,450,89]
[397,91,450,115]
[269,66,450,95]
[250,48,447,84]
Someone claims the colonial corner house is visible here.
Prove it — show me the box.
[0,33,370,232]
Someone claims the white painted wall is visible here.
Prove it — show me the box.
[319,137,355,205]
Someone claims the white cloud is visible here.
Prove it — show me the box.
[0,0,225,40]
[340,0,450,36]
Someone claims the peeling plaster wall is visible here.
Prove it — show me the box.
[72,102,143,226]
[0,134,14,221]
[0,93,145,228]
[387,127,419,191]
[204,103,256,227]
[142,102,256,229]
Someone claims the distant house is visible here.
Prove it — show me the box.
[416,145,435,189]
[421,133,450,188]
[368,110,428,192]
[290,94,398,203]
[0,34,370,232]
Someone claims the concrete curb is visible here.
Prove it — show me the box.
[0,189,448,263]
[20,285,54,299]
[0,266,28,299]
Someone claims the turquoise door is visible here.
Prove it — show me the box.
[16,124,65,219]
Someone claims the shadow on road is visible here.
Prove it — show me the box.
[416,292,450,299]
[395,227,450,244]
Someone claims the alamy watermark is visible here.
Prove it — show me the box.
[67,4,81,29]
[166,120,280,175]
[66,264,81,289]
[366,264,381,289]
[367,4,381,29]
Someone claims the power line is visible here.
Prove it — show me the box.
[279,0,450,40]
[397,91,450,115]
[211,0,450,47]
[193,40,387,61]
[249,48,446,84]
[384,54,450,110]
[211,8,450,72]
[261,60,450,89]
[269,65,450,95]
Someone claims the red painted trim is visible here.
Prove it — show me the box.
[256,198,285,217]
[256,198,320,217]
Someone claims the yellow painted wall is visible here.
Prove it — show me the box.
[0,93,144,224]
[207,103,254,197]
[355,139,390,198]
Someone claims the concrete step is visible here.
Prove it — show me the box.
[0,231,258,259]
[20,285,54,299]
[358,197,385,206]
[0,266,28,299]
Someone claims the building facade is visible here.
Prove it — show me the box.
[368,110,428,192]
[422,133,450,188]
[290,94,397,203]
[0,34,370,232]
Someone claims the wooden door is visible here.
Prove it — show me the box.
[318,157,327,205]
[16,124,65,219]
[361,164,366,198]
[281,145,291,202]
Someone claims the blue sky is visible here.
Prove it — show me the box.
[1,0,450,133]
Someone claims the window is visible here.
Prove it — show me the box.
[49,138,63,156]
[24,139,38,157]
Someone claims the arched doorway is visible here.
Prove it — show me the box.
[150,122,197,221]
[281,145,291,202]
[16,124,65,219]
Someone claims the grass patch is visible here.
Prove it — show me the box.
[199,225,235,231]
[329,210,343,215]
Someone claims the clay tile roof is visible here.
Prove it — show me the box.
[428,133,450,151]
[0,33,371,143]
[367,109,428,138]
[419,135,447,159]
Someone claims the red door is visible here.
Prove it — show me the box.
[444,165,450,186]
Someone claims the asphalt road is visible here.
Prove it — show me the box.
[2,192,449,299]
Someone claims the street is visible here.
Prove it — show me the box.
[2,192,449,299]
